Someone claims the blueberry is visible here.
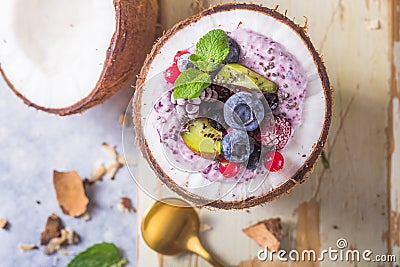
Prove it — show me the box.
[262,93,279,111]
[223,37,240,64]
[246,146,261,170]
[177,54,194,72]
[234,104,252,123]
[224,92,265,131]
[221,130,254,163]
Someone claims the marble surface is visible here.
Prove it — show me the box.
[0,76,140,266]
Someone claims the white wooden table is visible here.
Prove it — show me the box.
[136,0,400,266]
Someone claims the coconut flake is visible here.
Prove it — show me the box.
[44,227,80,255]
[18,244,39,251]
[40,214,64,246]
[102,142,119,161]
[81,212,91,222]
[0,217,8,229]
[106,161,123,180]
[118,197,136,213]
[242,218,283,251]
[53,170,89,217]
[84,164,107,185]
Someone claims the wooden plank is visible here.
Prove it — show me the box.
[389,0,400,262]
[137,0,394,266]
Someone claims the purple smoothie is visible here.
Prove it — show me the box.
[229,28,307,129]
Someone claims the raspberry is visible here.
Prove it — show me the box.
[260,116,291,150]
[164,64,180,84]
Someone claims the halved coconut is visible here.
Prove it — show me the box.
[0,0,158,115]
[133,3,332,209]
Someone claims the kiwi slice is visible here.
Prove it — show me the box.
[181,118,222,159]
[214,63,277,93]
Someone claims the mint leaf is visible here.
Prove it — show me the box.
[196,29,230,64]
[173,68,211,99]
[67,243,128,267]
[190,54,220,72]
[190,29,230,72]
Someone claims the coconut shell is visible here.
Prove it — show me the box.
[1,0,158,115]
[133,3,332,209]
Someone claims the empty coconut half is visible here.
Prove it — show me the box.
[133,3,332,209]
[0,0,158,115]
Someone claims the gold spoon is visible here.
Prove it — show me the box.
[141,198,225,267]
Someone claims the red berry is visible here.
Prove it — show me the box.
[164,64,180,84]
[174,50,190,64]
[260,116,291,150]
[226,127,234,133]
[219,158,240,178]
[264,151,284,172]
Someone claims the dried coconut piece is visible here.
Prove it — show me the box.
[44,227,80,255]
[106,161,123,180]
[40,214,64,245]
[84,164,107,185]
[18,244,38,251]
[65,227,80,245]
[0,217,8,229]
[81,212,91,222]
[118,197,136,213]
[101,142,126,179]
[44,229,68,255]
[102,142,119,161]
[242,218,283,252]
[53,170,89,217]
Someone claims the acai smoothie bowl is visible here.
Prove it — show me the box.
[133,3,332,209]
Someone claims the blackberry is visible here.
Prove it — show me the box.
[262,92,279,111]
[211,85,233,102]
[246,146,261,170]
[208,118,225,131]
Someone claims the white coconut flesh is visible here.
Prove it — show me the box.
[139,9,327,203]
[0,0,116,109]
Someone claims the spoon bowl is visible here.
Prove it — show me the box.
[141,198,224,267]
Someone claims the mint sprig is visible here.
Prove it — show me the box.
[190,29,230,72]
[67,243,128,267]
[172,29,229,99]
[173,68,211,99]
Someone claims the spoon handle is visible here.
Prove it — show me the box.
[187,236,225,267]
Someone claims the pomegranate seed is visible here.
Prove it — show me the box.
[219,158,240,178]
[264,151,284,172]
[174,50,190,64]
[164,64,181,84]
